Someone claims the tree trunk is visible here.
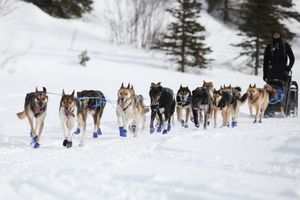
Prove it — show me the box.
[223,0,229,23]
[255,35,259,76]
[181,10,186,73]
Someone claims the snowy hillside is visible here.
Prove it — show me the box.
[0,1,300,200]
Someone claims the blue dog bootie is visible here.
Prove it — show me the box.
[31,135,38,145]
[74,128,80,135]
[132,125,137,134]
[119,127,127,137]
[93,131,98,138]
[231,121,237,128]
[156,125,162,133]
[167,123,171,131]
[180,119,185,127]
[162,129,168,134]
[97,128,102,136]
[33,143,40,149]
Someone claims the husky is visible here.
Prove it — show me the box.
[191,86,212,129]
[176,85,191,128]
[17,87,48,148]
[212,88,222,128]
[217,85,248,127]
[247,84,276,123]
[59,90,86,148]
[116,83,149,137]
[149,82,176,134]
[76,90,106,138]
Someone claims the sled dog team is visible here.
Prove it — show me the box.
[17,81,276,148]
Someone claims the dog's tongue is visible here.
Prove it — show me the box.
[151,100,158,106]
[35,107,41,113]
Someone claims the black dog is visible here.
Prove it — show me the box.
[176,85,191,128]
[149,82,176,134]
[191,87,212,129]
[76,90,106,138]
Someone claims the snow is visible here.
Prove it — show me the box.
[0,1,299,200]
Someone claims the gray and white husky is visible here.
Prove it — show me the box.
[59,90,86,148]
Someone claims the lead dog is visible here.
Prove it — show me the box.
[76,90,106,138]
[149,82,176,134]
[116,83,149,137]
[17,87,48,148]
[59,90,86,148]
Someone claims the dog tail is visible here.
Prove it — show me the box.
[264,84,276,98]
[239,93,248,103]
[17,111,27,120]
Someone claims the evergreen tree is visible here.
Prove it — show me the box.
[156,0,211,72]
[23,0,93,19]
[235,0,300,75]
[206,0,239,24]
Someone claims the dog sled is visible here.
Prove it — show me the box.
[265,72,298,117]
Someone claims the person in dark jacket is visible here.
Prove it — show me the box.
[263,30,295,82]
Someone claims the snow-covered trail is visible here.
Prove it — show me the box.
[0,1,300,199]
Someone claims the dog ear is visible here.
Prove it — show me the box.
[35,87,38,93]
[130,85,134,90]
[249,84,252,88]
[62,89,65,96]
[42,87,47,93]
[229,84,231,88]
[157,82,161,86]
[127,83,130,89]
[71,90,75,97]
[121,82,124,88]
[180,84,182,88]
[254,84,256,88]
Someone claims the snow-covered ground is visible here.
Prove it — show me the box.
[0,1,299,200]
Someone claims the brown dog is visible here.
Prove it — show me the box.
[17,87,48,148]
[247,84,276,123]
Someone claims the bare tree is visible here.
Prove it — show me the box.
[103,0,170,48]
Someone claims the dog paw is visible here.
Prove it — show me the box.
[93,132,98,138]
[97,128,102,136]
[33,143,40,149]
[66,141,73,148]
[74,128,80,135]
[258,119,262,123]
[63,139,68,147]
[162,129,168,134]
[184,124,189,128]
[29,131,33,137]
[195,124,200,128]
[253,119,257,123]
[79,141,84,147]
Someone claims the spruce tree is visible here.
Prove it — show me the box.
[235,0,300,75]
[156,0,211,72]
